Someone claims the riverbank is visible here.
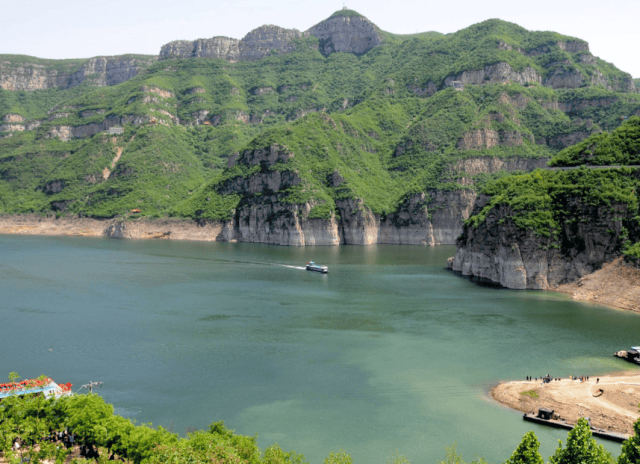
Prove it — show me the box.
[4,214,640,315]
[491,372,640,436]
[0,214,231,241]
[553,258,640,314]
[447,254,640,315]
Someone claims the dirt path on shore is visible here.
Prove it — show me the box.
[0,215,109,237]
[553,258,640,314]
[492,372,640,435]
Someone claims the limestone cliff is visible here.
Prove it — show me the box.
[159,25,304,61]
[200,146,547,246]
[159,11,382,62]
[217,189,472,246]
[0,56,155,91]
[306,12,382,57]
[444,63,541,88]
[239,25,305,61]
[159,36,240,61]
[451,175,640,289]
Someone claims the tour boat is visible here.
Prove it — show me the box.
[306,261,328,274]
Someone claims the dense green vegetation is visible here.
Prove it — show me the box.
[1,12,639,222]
[466,167,640,237]
[0,381,638,464]
[549,116,640,166]
[0,86,93,120]
[465,117,640,263]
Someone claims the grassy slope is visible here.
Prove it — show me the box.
[1,16,639,221]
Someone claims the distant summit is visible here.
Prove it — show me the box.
[307,9,382,56]
[159,9,382,61]
[329,8,366,19]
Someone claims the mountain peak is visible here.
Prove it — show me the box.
[307,10,382,56]
[328,9,366,19]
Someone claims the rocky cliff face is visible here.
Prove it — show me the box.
[306,14,381,56]
[442,157,549,185]
[239,25,304,60]
[159,36,240,61]
[159,25,304,61]
[0,56,155,91]
[159,12,382,62]
[45,115,149,141]
[451,194,637,289]
[444,63,541,87]
[202,147,544,246]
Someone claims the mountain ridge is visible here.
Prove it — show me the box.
[1,12,640,247]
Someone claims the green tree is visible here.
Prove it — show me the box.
[208,420,261,464]
[550,418,614,464]
[59,394,113,449]
[618,417,640,464]
[505,431,544,464]
[262,444,308,464]
[323,449,353,464]
[387,450,411,464]
[438,443,488,464]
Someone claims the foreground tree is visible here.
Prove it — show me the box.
[323,449,353,464]
[505,431,544,464]
[618,417,640,464]
[438,443,488,464]
[549,418,614,464]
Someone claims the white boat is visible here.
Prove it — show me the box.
[305,261,328,274]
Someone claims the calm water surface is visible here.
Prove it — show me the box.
[1,235,639,463]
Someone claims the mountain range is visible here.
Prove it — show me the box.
[1,9,639,246]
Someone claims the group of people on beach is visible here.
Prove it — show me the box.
[525,374,599,383]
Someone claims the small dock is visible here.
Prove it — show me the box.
[614,346,640,366]
[523,409,630,443]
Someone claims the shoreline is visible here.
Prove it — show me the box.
[0,214,231,242]
[551,257,640,314]
[491,371,640,436]
[3,214,640,315]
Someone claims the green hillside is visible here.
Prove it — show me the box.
[464,117,640,260]
[1,13,639,222]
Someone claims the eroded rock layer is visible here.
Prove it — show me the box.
[451,194,637,289]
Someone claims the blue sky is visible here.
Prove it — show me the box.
[1,0,638,77]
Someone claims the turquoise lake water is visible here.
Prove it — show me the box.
[1,235,639,463]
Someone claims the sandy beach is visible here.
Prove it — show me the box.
[492,371,640,436]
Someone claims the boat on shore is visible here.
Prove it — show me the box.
[614,346,640,365]
[523,408,629,443]
[306,261,328,274]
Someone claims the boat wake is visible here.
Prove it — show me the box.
[278,264,307,270]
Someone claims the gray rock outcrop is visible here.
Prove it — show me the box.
[203,146,545,246]
[46,115,149,141]
[0,56,155,91]
[444,63,541,87]
[239,25,304,60]
[159,25,304,62]
[306,13,382,56]
[451,193,637,289]
[159,36,240,61]
[159,12,383,62]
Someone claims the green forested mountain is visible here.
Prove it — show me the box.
[1,11,639,229]
[453,116,640,289]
